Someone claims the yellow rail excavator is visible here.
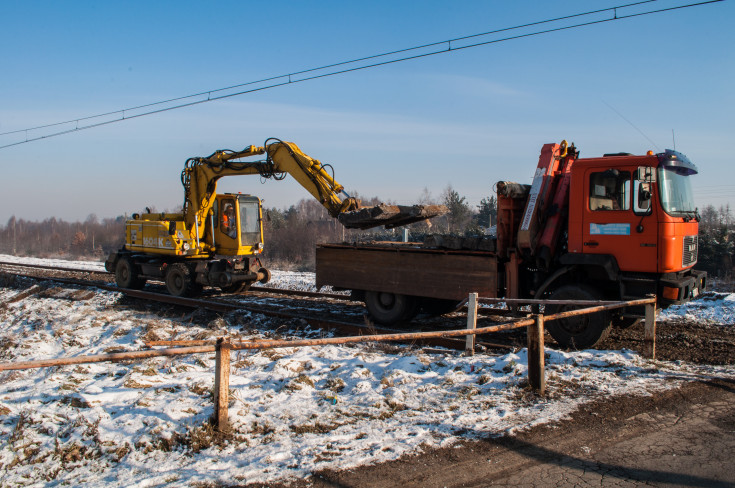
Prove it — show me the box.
[105,138,445,296]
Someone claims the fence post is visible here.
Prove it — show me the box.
[527,314,545,395]
[213,338,231,431]
[643,295,657,360]
[466,292,478,355]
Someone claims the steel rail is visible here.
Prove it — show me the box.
[0,260,108,274]
[0,260,352,301]
[1,269,492,351]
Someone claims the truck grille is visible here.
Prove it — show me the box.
[682,235,698,267]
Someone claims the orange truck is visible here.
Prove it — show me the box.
[316,141,707,348]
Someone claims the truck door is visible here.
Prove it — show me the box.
[582,167,658,272]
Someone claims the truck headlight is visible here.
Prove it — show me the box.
[183,242,190,251]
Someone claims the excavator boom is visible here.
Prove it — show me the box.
[182,138,445,232]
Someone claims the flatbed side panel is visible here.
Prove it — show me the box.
[316,245,498,300]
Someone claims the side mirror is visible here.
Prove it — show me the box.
[636,182,652,214]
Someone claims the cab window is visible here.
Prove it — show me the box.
[220,199,237,239]
[589,170,631,211]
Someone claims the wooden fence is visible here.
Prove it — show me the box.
[0,295,657,431]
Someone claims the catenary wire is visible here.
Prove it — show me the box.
[0,0,661,139]
[0,0,724,150]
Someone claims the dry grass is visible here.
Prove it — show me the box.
[284,374,315,391]
[289,421,342,435]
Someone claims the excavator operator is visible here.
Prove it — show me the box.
[221,202,237,238]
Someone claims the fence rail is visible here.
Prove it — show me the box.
[0,294,657,431]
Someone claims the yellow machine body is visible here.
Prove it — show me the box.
[123,194,264,259]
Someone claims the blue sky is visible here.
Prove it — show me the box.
[1,0,733,223]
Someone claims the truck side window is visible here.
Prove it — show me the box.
[589,170,631,211]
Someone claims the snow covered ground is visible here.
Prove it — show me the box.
[0,254,733,487]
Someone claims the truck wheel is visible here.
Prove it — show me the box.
[165,263,198,297]
[613,315,642,329]
[421,298,462,316]
[365,291,419,325]
[545,285,612,349]
[115,256,146,290]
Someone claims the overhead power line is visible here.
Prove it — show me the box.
[0,0,724,150]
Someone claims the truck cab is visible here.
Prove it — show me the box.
[565,150,705,305]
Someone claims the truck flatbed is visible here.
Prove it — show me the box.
[316,242,499,301]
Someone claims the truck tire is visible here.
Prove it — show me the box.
[115,256,146,290]
[421,298,462,317]
[165,263,199,297]
[365,291,419,325]
[545,284,612,349]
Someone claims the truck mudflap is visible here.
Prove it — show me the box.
[659,269,707,306]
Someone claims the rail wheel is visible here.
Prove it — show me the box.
[165,263,199,297]
[365,291,420,325]
[220,282,252,294]
[545,284,612,349]
[115,256,146,290]
[258,267,271,284]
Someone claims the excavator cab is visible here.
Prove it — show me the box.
[211,194,264,257]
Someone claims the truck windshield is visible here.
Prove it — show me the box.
[658,166,696,217]
[239,199,261,246]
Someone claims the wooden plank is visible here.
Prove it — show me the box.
[316,246,497,300]
[338,204,447,229]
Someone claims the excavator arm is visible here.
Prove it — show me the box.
[181,138,445,237]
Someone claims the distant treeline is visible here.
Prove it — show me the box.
[1,193,731,279]
[0,186,496,271]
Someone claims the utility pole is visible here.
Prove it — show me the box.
[12,218,17,255]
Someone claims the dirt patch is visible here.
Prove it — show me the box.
[262,378,735,488]
[606,319,735,365]
[470,317,735,365]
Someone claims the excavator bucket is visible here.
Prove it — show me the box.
[338,204,447,230]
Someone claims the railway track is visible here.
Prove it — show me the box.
[0,260,518,352]
[0,260,350,300]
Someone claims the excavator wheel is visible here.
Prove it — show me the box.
[545,284,612,349]
[165,263,200,297]
[115,256,146,290]
[364,291,420,326]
